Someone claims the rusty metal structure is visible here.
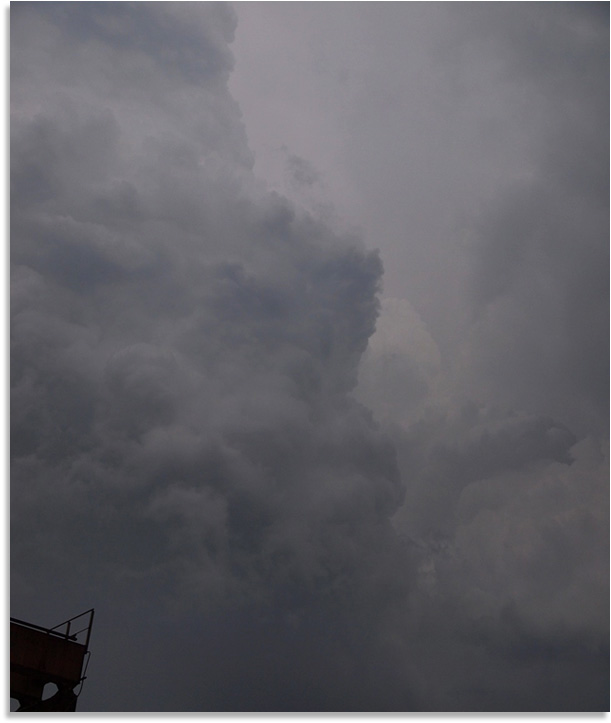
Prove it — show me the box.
[10,609,94,712]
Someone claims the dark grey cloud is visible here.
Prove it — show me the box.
[11,2,413,712]
[10,1,609,713]
[352,3,609,710]
[454,3,609,437]
[285,150,320,189]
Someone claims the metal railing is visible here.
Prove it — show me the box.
[10,608,95,650]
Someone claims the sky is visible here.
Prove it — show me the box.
[9,1,609,713]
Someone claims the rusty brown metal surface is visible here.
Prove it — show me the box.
[10,622,87,687]
[10,609,94,712]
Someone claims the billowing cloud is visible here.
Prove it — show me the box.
[11,2,413,712]
[10,1,608,713]
[356,303,608,710]
[349,4,608,708]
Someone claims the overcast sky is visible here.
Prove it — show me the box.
[10,2,609,713]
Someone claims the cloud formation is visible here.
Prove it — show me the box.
[10,1,608,713]
[458,2,609,438]
[351,5,608,708]
[11,2,412,711]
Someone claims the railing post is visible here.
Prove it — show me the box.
[84,609,95,651]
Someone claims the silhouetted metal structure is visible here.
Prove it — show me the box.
[10,609,94,712]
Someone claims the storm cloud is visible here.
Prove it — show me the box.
[10,2,609,713]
